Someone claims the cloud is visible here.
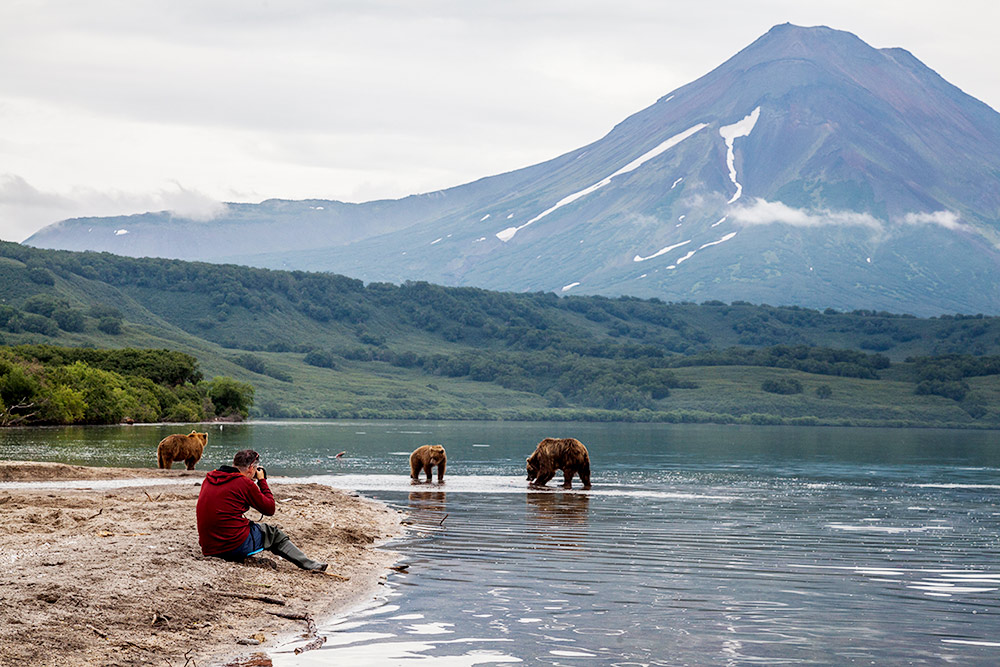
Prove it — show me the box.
[0,174,74,208]
[0,174,225,241]
[159,183,228,221]
[899,210,964,230]
[730,198,883,229]
[730,199,968,236]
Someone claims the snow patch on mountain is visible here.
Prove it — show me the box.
[719,107,760,204]
[496,123,708,243]
[633,239,691,263]
[668,249,699,269]
[699,232,738,249]
[662,233,737,270]
[676,250,697,264]
[561,282,580,292]
[114,229,128,236]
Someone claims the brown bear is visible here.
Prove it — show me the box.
[157,430,208,470]
[526,437,591,489]
[410,444,447,483]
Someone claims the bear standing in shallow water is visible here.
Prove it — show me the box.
[410,445,447,483]
[157,430,207,470]
[526,437,591,489]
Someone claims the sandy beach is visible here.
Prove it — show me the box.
[0,461,402,667]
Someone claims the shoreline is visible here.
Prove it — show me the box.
[0,461,403,667]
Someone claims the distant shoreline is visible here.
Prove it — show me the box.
[5,411,1000,430]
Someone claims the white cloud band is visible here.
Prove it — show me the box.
[730,198,882,229]
[731,198,964,232]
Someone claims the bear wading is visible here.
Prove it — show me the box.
[409,445,447,483]
[157,430,208,470]
[526,437,592,489]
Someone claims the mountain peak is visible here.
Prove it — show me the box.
[757,22,865,48]
[724,23,885,76]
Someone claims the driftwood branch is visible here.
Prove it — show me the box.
[86,623,108,638]
[265,610,310,621]
[214,592,286,606]
[267,609,317,634]
[294,636,326,654]
[265,609,325,654]
[123,640,155,653]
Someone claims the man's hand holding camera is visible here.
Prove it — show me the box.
[255,466,267,481]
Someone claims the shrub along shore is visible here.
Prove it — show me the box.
[0,345,253,426]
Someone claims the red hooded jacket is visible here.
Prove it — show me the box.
[196,466,275,556]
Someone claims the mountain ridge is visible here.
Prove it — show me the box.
[24,24,1000,315]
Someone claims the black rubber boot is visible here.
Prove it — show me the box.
[256,522,328,571]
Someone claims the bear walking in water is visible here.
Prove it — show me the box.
[526,437,591,489]
[410,445,447,483]
[157,430,208,469]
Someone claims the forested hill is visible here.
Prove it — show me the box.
[2,240,1000,427]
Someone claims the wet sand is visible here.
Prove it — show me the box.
[0,461,402,667]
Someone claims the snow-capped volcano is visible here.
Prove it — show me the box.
[25,24,1000,315]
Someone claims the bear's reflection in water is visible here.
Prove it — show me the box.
[407,490,448,531]
[526,491,590,551]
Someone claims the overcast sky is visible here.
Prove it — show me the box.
[1,0,997,242]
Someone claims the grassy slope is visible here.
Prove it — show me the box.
[2,241,999,427]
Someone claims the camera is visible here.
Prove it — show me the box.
[256,466,267,480]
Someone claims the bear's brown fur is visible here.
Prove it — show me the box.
[526,437,591,489]
[409,445,447,483]
[157,431,207,470]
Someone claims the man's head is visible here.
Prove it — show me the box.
[233,449,260,475]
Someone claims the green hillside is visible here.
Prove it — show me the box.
[2,240,1000,428]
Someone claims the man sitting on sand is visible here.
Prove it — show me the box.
[196,449,327,572]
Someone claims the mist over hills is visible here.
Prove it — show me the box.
[24,24,1000,316]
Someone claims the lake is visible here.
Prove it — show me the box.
[2,421,999,665]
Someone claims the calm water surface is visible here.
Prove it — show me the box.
[2,421,999,665]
